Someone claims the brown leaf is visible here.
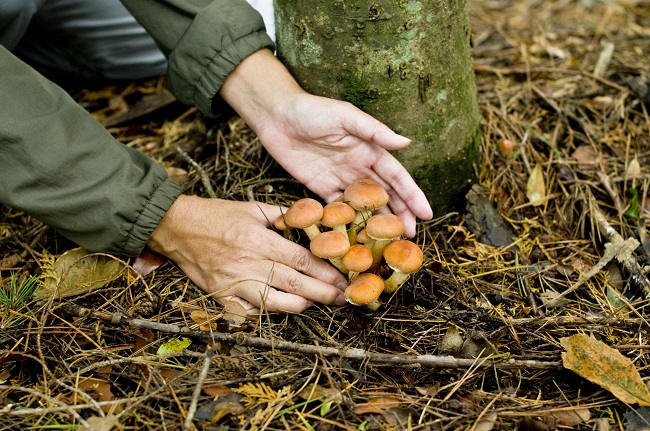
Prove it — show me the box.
[132,248,167,277]
[474,412,499,431]
[297,383,343,403]
[82,414,121,431]
[165,166,189,185]
[204,386,233,397]
[76,377,117,414]
[548,408,590,427]
[560,334,650,406]
[354,397,402,415]
[190,310,220,331]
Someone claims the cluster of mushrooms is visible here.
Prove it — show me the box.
[274,178,424,310]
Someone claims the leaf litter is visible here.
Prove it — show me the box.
[1,0,650,429]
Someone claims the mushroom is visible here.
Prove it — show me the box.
[321,201,356,237]
[355,228,374,249]
[309,230,350,274]
[284,198,323,240]
[343,178,389,244]
[365,213,405,270]
[382,240,424,293]
[273,214,291,239]
[344,272,384,310]
[342,244,373,281]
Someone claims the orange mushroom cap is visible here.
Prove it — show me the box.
[343,178,389,211]
[309,231,351,259]
[284,198,323,229]
[365,214,405,241]
[321,202,356,229]
[383,240,424,274]
[342,244,373,273]
[344,273,384,306]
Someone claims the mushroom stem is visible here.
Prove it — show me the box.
[303,225,321,241]
[348,209,372,244]
[384,270,411,293]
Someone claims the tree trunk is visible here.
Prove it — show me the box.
[274,0,481,216]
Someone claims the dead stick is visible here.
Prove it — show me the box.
[176,146,216,199]
[56,304,560,370]
[590,196,650,298]
[183,345,214,431]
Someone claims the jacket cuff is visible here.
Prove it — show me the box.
[120,177,182,257]
[166,0,274,117]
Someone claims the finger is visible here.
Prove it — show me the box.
[233,283,314,313]
[265,261,346,305]
[269,235,348,291]
[246,202,288,227]
[339,106,412,151]
[373,151,433,221]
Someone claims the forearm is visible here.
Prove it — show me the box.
[0,46,181,256]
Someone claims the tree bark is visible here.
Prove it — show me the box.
[274,0,481,216]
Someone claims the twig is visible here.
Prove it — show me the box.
[589,196,650,298]
[183,345,214,431]
[56,303,560,370]
[176,146,216,199]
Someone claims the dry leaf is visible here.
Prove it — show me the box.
[204,386,233,397]
[354,397,402,415]
[572,146,600,170]
[439,325,464,355]
[474,412,498,431]
[548,408,590,427]
[560,334,650,406]
[540,290,569,308]
[297,383,343,403]
[76,377,116,414]
[165,166,189,185]
[623,407,650,431]
[36,247,125,300]
[526,163,546,206]
[220,298,249,326]
[190,310,220,331]
[82,414,121,431]
[132,248,166,277]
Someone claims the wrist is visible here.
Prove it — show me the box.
[219,48,305,131]
[147,194,193,257]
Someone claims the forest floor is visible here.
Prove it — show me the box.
[2,0,650,430]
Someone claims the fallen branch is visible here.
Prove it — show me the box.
[56,303,560,370]
[589,196,650,298]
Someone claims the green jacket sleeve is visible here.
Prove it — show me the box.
[120,0,274,116]
[0,45,182,257]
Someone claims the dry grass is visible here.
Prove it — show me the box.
[1,0,650,429]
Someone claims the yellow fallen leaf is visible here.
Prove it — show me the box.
[526,163,546,206]
[157,337,192,355]
[35,248,125,300]
[560,334,650,406]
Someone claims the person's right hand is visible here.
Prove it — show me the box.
[146,195,348,313]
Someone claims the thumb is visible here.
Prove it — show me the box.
[341,105,412,150]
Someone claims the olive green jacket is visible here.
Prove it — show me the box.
[0,0,274,256]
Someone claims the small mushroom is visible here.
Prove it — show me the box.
[344,272,384,310]
[273,214,291,239]
[321,201,356,237]
[382,240,424,293]
[365,213,405,270]
[310,230,350,274]
[284,198,323,240]
[343,178,389,243]
[342,244,373,281]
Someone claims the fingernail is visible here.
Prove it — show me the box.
[335,292,347,306]
[336,280,348,290]
[305,301,315,309]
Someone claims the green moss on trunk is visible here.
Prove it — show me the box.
[274,0,481,216]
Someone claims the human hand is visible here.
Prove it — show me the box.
[219,49,433,237]
[146,195,348,313]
